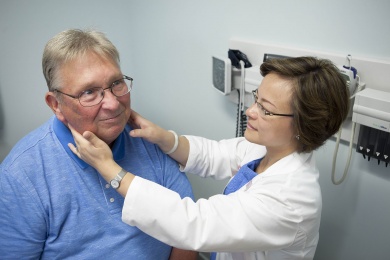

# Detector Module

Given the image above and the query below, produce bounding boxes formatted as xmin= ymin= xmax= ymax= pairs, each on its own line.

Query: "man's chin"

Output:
xmin=99 ymin=126 xmax=125 ymax=146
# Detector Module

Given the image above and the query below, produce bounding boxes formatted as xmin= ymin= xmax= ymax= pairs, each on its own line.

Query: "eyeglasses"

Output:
xmin=54 ymin=75 xmax=133 ymax=107
xmin=251 ymin=90 xmax=294 ymax=117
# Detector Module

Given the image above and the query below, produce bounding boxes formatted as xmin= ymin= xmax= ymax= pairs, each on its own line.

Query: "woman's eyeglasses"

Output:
xmin=252 ymin=90 xmax=294 ymax=117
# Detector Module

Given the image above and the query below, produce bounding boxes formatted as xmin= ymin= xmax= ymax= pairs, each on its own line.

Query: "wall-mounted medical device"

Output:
xmin=212 ymin=56 xmax=232 ymax=95
xmin=228 ymin=49 xmax=252 ymax=69
xmin=352 ymin=88 xmax=390 ymax=166
xmin=263 ymin=53 xmax=290 ymax=62
xmin=212 ymin=50 xmax=255 ymax=95
xmin=228 ymin=49 xmax=253 ymax=137
xmin=338 ymin=65 xmax=358 ymax=95
xmin=338 ymin=54 xmax=358 ymax=96
xmin=353 ymin=88 xmax=390 ymax=132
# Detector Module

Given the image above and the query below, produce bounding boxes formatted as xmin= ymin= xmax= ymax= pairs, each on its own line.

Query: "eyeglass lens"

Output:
xmin=252 ymin=90 xmax=263 ymax=113
xmin=251 ymin=89 xmax=293 ymax=117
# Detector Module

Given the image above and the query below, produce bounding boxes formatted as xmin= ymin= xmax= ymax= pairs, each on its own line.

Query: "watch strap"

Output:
xmin=115 ymin=168 xmax=127 ymax=181
xmin=110 ymin=168 xmax=127 ymax=189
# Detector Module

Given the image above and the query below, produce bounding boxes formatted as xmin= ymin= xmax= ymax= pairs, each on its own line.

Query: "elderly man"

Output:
xmin=0 ymin=29 xmax=197 ymax=259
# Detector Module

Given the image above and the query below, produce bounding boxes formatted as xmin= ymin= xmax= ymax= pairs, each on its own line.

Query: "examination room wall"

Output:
xmin=1 ymin=1 xmax=390 ymax=259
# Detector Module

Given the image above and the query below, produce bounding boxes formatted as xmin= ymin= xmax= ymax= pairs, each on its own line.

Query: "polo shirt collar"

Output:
xmin=53 ymin=117 xmax=125 ymax=169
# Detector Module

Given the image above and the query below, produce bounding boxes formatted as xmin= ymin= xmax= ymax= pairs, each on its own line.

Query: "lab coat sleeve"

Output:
xmin=181 ymin=136 xmax=265 ymax=180
xmin=122 ymin=176 xmax=299 ymax=252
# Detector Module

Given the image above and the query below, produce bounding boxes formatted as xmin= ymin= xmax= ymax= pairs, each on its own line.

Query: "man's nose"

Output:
xmin=101 ymin=88 xmax=120 ymax=108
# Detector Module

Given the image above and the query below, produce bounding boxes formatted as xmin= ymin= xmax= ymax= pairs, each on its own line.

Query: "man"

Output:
xmin=0 ymin=29 xmax=197 ymax=259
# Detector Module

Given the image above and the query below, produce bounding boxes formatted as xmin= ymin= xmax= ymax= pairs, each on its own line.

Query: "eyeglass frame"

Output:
xmin=251 ymin=89 xmax=294 ymax=117
xmin=53 ymin=75 xmax=133 ymax=107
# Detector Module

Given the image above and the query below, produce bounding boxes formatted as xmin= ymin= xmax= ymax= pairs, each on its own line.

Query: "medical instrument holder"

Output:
xmin=352 ymin=88 xmax=390 ymax=166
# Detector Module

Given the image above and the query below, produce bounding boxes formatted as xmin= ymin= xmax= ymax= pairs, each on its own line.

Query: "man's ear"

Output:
xmin=45 ymin=92 xmax=67 ymax=123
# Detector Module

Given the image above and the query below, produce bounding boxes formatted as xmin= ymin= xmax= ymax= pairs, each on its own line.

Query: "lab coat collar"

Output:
xmin=260 ymin=152 xmax=313 ymax=177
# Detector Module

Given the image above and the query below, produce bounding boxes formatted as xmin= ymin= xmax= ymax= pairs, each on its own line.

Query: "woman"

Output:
xmin=69 ymin=56 xmax=349 ymax=260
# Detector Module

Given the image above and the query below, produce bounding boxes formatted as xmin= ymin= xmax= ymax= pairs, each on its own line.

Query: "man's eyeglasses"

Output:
xmin=252 ymin=90 xmax=294 ymax=117
xmin=54 ymin=75 xmax=133 ymax=107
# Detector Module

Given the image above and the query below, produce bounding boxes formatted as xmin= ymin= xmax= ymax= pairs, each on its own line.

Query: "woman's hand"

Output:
xmin=128 ymin=110 xmax=175 ymax=153
xmin=68 ymin=125 xmax=134 ymax=196
xmin=128 ymin=110 xmax=190 ymax=167
xmin=68 ymin=125 xmax=115 ymax=173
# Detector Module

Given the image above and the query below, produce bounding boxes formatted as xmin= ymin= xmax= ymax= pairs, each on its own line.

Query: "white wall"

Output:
xmin=1 ymin=1 xmax=390 ymax=259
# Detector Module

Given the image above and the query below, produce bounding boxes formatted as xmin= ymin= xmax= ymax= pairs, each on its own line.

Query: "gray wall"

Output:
xmin=1 ymin=1 xmax=390 ymax=259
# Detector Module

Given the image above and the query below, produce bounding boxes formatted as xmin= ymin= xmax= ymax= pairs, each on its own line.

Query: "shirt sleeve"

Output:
xmin=181 ymin=136 xmax=265 ymax=180
xmin=0 ymin=168 xmax=46 ymax=258
xmin=122 ymin=176 xmax=299 ymax=252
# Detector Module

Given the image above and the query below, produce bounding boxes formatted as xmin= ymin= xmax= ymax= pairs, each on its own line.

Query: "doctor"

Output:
xmin=69 ymin=56 xmax=350 ymax=260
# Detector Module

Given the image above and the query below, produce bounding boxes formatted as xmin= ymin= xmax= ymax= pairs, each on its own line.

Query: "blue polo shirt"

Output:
xmin=0 ymin=116 xmax=194 ymax=259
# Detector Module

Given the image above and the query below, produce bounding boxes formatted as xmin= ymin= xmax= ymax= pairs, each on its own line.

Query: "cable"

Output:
xmin=235 ymin=89 xmax=240 ymax=137
xmin=240 ymin=60 xmax=245 ymax=109
xmin=235 ymin=61 xmax=247 ymax=137
xmin=331 ymin=81 xmax=366 ymax=185
xmin=239 ymin=61 xmax=247 ymax=136
xmin=331 ymin=122 xmax=356 ymax=185
xmin=240 ymin=110 xmax=247 ymax=136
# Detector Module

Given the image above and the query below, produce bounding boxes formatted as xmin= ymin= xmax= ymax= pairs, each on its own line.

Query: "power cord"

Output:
xmin=235 ymin=61 xmax=247 ymax=137
xmin=331 ymin=78 xmax=366 ymax=185
xmin=235 ymin=89 xmax=241 ymax=137
xmin=331 ymin=122 xmax=357 ymax=185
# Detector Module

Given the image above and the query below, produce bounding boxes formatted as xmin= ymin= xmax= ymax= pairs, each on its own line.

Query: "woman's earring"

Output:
xmin=295 ymin=135 xmax=300 ymax=140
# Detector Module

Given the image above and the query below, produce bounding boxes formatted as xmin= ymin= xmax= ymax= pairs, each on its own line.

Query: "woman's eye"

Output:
xmin=259 ymin=104 xmax=268 ymax=115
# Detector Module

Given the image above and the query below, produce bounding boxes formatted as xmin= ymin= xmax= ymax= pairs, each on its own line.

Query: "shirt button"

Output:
xmin=105 ymin=183 xmax=110 ymax=189
xmin=110 ymin=198 xmax=115 ymax=203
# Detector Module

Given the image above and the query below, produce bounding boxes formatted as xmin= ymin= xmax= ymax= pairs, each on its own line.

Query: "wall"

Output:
xmin=1 ymin=0 xmax=390 ymax=259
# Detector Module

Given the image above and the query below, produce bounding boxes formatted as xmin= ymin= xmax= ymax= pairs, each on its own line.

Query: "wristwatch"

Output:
xmin=110 ymin=168 xmax=127 ymax=189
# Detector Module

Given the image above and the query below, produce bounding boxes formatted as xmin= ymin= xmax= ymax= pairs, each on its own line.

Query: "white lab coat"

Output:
xmin=122 ymin=136 xmax=321 ymax=260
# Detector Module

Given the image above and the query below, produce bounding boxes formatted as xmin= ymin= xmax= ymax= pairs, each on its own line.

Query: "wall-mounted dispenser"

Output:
xmin=352 ymin=88 xmax=390 ymax=165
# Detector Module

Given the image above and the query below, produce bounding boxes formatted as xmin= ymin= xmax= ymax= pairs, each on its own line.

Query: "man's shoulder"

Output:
xmin=2 ymin=117 xmax=55 ymax=168
xmin=123 ymin=124 xmax=164 ymax=155
xmin=121 ymin=125 xmax=194 ymax=198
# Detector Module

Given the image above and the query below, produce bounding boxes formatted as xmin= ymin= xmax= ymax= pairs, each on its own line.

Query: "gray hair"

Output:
xmin=42 ymin=29 xmax=120 ymax=91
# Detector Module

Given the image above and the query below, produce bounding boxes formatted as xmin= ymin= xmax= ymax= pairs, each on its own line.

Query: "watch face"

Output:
xmin=110 ymin=179 xmax=120 ymax=189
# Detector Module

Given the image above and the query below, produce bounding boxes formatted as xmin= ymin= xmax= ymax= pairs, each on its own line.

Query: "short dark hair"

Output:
xmin=260 ymin=56 xmax=350 ymax=153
